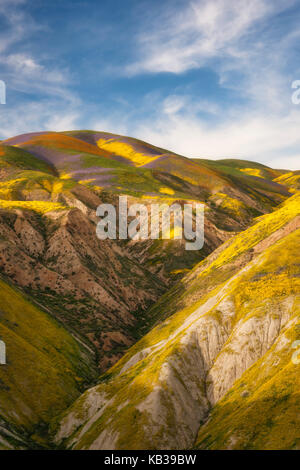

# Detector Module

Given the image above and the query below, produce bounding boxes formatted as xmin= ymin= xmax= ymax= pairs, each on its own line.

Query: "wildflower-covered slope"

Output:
xmin=0 ymin=278 xmax=97 ymax=449
xmin=0 ymin=131 xmax=291 ymax=372
xmin=0 ymin=130 xmax=298 ymax=449
xmin=54 ymin=194 xmax=300 ymax=450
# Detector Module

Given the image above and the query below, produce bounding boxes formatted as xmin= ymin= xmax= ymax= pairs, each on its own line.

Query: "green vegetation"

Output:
xmin=274 ymin=171 xmax=300 ymax=190
xmin=0 ymin=129 xmax=298 ymax=450
xmin=0 ymin=277 xmax=96 ymax=448
xmin=55 ymin=191 xmax=299 ymax=450
xmin=0 ymin=200 xmax=68 ymax=213
xmin=0 ymin=145 xmax=54 ymax=174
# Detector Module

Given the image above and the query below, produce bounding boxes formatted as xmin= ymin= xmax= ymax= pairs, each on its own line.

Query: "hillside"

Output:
xmin=0 ymin=277 xmax=97 ymax=449
xmin=0 ymin=130 xmax=298 ymax=449
xmin=54 ymin=194 xmax=300 ymax=450
xmin=0 ymin=132 xmax=291 ymax=371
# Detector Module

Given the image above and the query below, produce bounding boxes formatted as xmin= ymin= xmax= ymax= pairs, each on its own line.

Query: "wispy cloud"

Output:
xmin=122 ymin=0 xmax=300 ymax=169
xmin=0 ymin=100 xmax=80 ymax=138
xmin=126 ymin=0 xmax=291 ymax=75
xmin=0 ymin=0 xmax=72 ymax=97
xmin=0 ymin=0 xmax=36 ymax=53
xmin=123 ymin=0 xmax=300 ymax=116
xmin=0 ymin=0 xmax=81 ymax=135
xmin=135 ymin=102 xmax=300 ymax=169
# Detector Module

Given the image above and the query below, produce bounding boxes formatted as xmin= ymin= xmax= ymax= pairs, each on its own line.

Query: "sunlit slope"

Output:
xmin=138 ymin=192 xmax=300 ymax=326
xmin=0 ymin=143 xmax=78 ymax=203
xmin=0 ymin=277 xmax=96 ymax=449
xmin=54 ymin=193 xmax=300 ymax=450
xmin=2 ymin=132 xmax=180 ymax=196
xmin=274 ymin=170 xmax=300 ymax=190
xmin=3 ymin=132 xmax=113 ymax=161
xmin=192 ymin=158 xmax=290 ymax=207
xmin=69 ymin=132 xmax=291 ymax=207
xmin=65 ymin=131 xmax=242 ymax=197
xmin=204 ymin=158 xmax=285 ymax=179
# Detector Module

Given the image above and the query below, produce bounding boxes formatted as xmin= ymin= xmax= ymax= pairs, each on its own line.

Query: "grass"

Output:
xmin=0 ymin=200 xmax=68 ymax=214
xmin=274 ymin=171 xmax=300 ymax=190
xmin=201 ymin=192 xmax=300 ymax=272
xmin=0 ymin=145 xmax=54 ymax=174
xmin=0 ymin=277 xmax=96 ymax=445
xmin=55 ymin=192 xmax=300 ymax=449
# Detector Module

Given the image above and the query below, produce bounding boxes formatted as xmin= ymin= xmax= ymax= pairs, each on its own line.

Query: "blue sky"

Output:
xmin=0 ymin=0 xmax=300 ymax=169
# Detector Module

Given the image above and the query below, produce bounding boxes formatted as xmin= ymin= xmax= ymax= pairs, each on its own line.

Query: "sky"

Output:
xmin=0 ymin=0 xmax=300 ymax=169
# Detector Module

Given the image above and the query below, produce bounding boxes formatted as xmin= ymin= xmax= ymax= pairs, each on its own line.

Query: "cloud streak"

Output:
xmin=122 ymin=0 xmax=300 ymax=169
xmin=135 ymin=101 xmax=300 ymax=169
xmin=126 ymin=0 xmax=290 ymax=75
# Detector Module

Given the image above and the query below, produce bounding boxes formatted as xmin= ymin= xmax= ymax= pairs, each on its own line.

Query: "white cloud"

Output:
xmin=45 ymin=112 xmax=80 ymax=132
xmin=0 ymin=1 xmax=81 ymax=138
xmin=121 ymin=0 xmax=300 ymax=170
xmin=162 ymin=95 xmax=187 ymax=115
xmin=0 ymin=1 xmax=70 ymax=101
xmin=0 ymin=0 xmax=40 ymax=54
xmin=0 ymin=101 xmax=81 ymax=138
xmin=90 ymin=117 xmax=129 ymax=137
xmin=126 ymin=0 xmax=291 ymax=75
xmin=1 ymin=52 xmax=69 ymax=100
xmin=134 ymin=104 xmax=300 ymax=170
xmin=4 ymin=54 xmax=43 ymax=74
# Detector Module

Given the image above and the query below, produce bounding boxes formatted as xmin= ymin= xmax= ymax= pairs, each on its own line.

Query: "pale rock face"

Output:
xmin=206 ymin=301 xmax=291 ymax=405
xmin=89 ymin=430 xmax=119 ymax=450
xmin=55 ymin=387 xmax=107 ymax=444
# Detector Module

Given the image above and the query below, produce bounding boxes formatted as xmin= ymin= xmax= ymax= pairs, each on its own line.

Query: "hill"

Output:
xmin=0 ymin=130 xmax=298 ymax=449
xmin=54 ymin=193 xmax=300 ymax=450
xmin=0 ymin=277 xmax=97 ymax=449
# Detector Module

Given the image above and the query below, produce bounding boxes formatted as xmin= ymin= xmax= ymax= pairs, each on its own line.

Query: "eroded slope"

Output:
xmin=54 ymin=194 xmax=300 ymax=450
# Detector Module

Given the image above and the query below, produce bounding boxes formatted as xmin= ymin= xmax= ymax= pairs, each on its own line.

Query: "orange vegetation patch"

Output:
xmin=18 ymin=133 xmax=113 ymax=159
